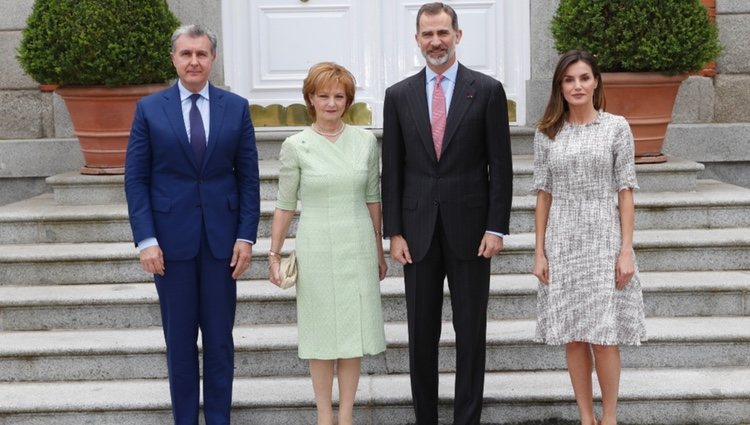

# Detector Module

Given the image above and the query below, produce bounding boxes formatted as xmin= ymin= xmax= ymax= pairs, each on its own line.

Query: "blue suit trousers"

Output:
xmin=155 ymin=226 xmax=237 ymax=425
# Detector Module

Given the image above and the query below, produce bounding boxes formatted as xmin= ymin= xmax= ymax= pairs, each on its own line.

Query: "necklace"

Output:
xmin=312 ymin=122 xmax=345 ymax=137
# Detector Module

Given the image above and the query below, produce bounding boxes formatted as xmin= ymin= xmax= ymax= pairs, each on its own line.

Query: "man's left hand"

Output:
xmin=477 ymin=233 xmax=504 ymax=258
xmin=231 ymin=241 xmax=253 ymax=279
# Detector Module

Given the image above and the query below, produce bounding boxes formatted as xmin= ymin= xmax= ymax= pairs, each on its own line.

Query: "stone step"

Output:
xmin=46 ymin=172 xmax=126 ymax=206
xmin=509 ymin=126 xmax=535 ymax=155
xmin=44 ymin=155 xmax=704 ymax=207
xmin=256 ymin=126 xmax=536 ymax=160
xmin=1 ymin=228 xmax=749 ymax=285
xmin=1 ymin=271 xmax=747 ymax=331
xmin=1 ymin=316 xmax=748 ymax=382
xmin=0 ymin=368 xmax=748 ymax=424
xmin=261 ymin=155 xmax=702 ymax=199
xmin=0 ymin=138 xmax=82 ymax=207
xmin=0 ymin=194 xmax=280 ymax=244
xmin=255 ymin=129 xmax=298 ymax=161
xmin=0 ymin=194 xmax=133 ymax=244
xmin=0 ymin=129 xmax=532 ymax=207
xmin=4 ymin=179 xmax=750 ymax=244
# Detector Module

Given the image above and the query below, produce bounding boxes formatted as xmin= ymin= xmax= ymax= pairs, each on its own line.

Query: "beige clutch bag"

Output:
xmin=279 ymin=250 xmax=298 ymax=290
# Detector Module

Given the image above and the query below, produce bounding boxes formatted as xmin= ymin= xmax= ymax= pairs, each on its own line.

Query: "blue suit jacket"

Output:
xmin=124 ymin=83 xmax=260 ymax=261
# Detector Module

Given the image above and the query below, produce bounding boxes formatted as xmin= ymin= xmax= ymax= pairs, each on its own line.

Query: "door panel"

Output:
xmin=223 ymin=0 xmax=529 ymax=126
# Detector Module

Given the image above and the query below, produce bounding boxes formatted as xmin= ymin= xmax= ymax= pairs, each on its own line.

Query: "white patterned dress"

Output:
xmin=533 ymin=112 xmax=647 ymax=346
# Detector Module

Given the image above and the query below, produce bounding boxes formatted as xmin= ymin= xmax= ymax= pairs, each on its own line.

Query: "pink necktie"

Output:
xmin=431 ymin=74 xmax=446 ymax=160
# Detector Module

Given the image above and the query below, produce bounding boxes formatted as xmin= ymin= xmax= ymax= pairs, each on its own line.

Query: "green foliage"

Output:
xmin=551 ymin=0 xmax=721 ymax=74
xmin=18 ymin=0 xmax=180 ymax=86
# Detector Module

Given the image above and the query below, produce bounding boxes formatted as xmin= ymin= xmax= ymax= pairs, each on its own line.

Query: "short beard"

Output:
xmin=422 ymin=47 xmax=454 ymax=68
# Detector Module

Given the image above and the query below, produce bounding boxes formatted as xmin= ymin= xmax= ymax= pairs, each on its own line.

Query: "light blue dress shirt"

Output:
xmin=178 ymin=80 xmax=210 ymax=144
xmin=425 ymin=61 xmax=458 ymax=117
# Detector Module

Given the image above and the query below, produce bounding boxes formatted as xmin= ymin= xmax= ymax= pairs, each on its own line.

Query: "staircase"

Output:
xmin=1 ymin=128 xmax=749 ymax=425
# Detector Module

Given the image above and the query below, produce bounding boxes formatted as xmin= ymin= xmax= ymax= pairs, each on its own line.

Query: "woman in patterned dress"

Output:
xmin=532 ymin=50 xmax=647 ymax=425
xmin=268 ymin=62 xmax=387 ymax=425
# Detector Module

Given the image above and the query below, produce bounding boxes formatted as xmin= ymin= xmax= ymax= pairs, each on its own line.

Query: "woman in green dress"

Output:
xmin=268 ymin=62 xmax=387 ymax=425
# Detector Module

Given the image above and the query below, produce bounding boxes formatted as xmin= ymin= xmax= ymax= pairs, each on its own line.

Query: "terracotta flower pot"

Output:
xmin=38 ymin=84 xmax=60 ymax=92
xmin=602 ymin=73 xmax=687 ymax=164
xmin=55 ymin=84 xmax=167 ymax=175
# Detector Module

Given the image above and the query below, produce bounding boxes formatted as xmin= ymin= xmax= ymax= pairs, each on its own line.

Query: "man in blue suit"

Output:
xmin=124 ymin=24 xmax=260 ymax=425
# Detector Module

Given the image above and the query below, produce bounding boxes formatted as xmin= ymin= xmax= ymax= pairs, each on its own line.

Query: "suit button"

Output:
xmin=433 ymin=200 xmax=439 ymax=206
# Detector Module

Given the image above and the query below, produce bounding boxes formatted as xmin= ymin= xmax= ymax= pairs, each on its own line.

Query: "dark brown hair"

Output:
xmin=416 ymin=2 xmax=459 ymax=32
xmin=537 ymin=49 xmax=606 ymax=140
xmin=302 ymin=62 xmax=356 ymax=121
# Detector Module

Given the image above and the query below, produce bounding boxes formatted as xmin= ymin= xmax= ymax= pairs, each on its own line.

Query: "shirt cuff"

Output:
xmin=237 ymin=238 xmax=255 ymax=245
xmin=137 ymin=237 xmax=159 ymax=252
xmin=485 ymin=230 xmax=504 ymax=238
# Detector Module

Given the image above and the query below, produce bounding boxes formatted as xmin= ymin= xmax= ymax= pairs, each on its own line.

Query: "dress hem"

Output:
xmin=533 ymin=336 xmax=647 ymax=347
xmin=298 ymin=346 xmax=386 ymax=361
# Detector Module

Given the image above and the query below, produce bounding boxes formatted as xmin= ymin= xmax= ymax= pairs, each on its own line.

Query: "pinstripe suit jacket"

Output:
xmin=381 ymin=63 xmax=513 ymax=261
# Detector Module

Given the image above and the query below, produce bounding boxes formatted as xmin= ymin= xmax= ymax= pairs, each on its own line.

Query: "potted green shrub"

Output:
xmin=551 ymin=0 xmax=721 ymax=163
xmin=17 ymin=0 xmax=180 ymax=174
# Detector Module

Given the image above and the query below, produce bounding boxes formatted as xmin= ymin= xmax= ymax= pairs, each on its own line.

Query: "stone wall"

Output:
xmin=0 ymin=1 xmax=222 ymax=205
xmin=165 ymin=0 xmax=224 ymax=86
xmin=525 ymin=0 xmax=560 ymax=126
xmin=714 ymin=0 xmax=750 ymax=122
xmin=0 ymin=0 xmax=55 ymax=140
xmin=664 ymin=0 xmax=750 ymax=187
xmin=0 ymin=0 xmax=222 ymax=140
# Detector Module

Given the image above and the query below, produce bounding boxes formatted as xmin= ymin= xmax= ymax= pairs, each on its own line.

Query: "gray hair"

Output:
xmin=171 ymin=24 xmax=218 ymax=54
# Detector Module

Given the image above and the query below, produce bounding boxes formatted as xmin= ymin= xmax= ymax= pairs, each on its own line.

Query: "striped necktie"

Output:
xmin=431 ymin=74 xmax=446 ymax=160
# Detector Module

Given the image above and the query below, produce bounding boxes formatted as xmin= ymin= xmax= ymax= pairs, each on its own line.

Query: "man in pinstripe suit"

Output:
xmin=381 ymin=3 xmax=513 ymax=424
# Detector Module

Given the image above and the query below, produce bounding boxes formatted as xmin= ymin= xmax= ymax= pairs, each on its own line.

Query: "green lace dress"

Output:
xmin=276 ymin=125 xmax=386 ymax=359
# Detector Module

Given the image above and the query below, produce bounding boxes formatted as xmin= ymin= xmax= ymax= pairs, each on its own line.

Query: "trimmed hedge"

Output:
xmin=18 ymin=0 xmax=180 ymax=86
xmin=552 ymin=0 xmax=721 ymax=74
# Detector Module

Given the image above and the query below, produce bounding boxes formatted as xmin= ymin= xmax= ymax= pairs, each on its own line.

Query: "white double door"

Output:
xmin=223 ymin=0 xmax=530 ymax=126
